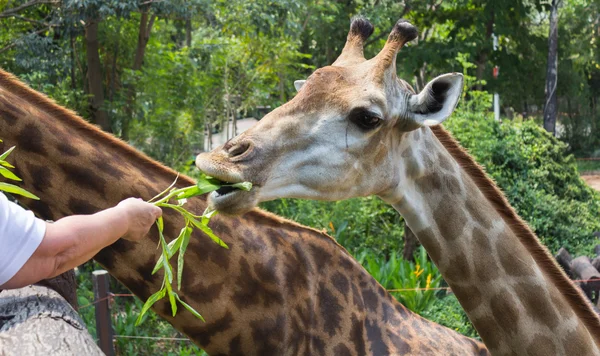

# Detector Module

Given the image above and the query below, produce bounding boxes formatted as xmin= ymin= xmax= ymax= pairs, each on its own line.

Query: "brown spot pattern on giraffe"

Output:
xmin=233 ymin=258 xmax=284 ymax=308
xmin=60 ymin=163 xmax=107 ymax=195
xmin=331 ymin=271 xmax=350 ymax=301
xmin=365 ymin=318 xmax=389 ymax=355
xmin=67 ymin=197 xmax=100 ymax=215
xmin=525 ymin=335 xmax=557 ymax=356
xmin=514 ymin=282 xmax=560 ymax=329
xmin=26 ymin=199 xmax=55 ymax=220
xmin=17 ymin=123 xmax=45 ymax=154
xmin=0 ymin=102 xmax=22 ymax=124
xmin=472 ymin=226 xmax=501 ymax=280
xmin=318 ymin=282 xmax=344 ymax=336
xmin=452 ymin=285 xmax=482 ymax=314
xmin=497 ymin=236 xmax=535 ymax=277
xmin=57 ymin=142 xmax=80 ymax=156
xmin=442 ymin=250 xmax=472 ymax=282
xmin=417 ymin=227 xmax=441 ymax=262
xmin=350 ymin=315 xmax=367 ymax=356
xmin=473 ymin=316 xmax=502 ymax=350
xmin=490 ymin=289 xmax=521 ymax=334
xmin=465 ymin=198 xmax=493 ymax=230
xmin=434 ymin=194 xmax=468 ymax=241
xmin=333 ymin=343 xmax=352 ymax=356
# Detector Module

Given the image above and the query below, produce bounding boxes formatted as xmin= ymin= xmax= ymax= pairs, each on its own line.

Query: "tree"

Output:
xmin=543 ymin=0 xmax=561 ymax=135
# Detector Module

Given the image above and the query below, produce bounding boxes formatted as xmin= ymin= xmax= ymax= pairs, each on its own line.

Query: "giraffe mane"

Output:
xmin=431 ymin=124 xmax=600 ymax=345
xmin=0 ymin=69 xmax=336 ymax=241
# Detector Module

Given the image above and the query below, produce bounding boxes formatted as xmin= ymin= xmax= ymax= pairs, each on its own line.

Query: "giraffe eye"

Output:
xmin=349 ymin=109 xmax=382 ymax=130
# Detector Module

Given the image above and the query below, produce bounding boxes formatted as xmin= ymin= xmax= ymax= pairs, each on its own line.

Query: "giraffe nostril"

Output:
xmin=228 ymin=141 xmax=251 ymax=158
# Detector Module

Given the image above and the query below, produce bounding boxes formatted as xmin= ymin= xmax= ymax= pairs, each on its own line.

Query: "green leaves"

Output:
xmin=0 ymin=144 xmax=40 ymax=200
xmin=0 ymin=183 xmax=40 ymax=200
xmin=135 ymin=174 xmax=251 ymax=325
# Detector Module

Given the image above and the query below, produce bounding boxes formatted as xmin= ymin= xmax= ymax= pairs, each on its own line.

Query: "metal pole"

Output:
xmin=492 ymin=33 xmax=500 ymax=121
xmin=93 ymin=270 xmax=115 ymax=356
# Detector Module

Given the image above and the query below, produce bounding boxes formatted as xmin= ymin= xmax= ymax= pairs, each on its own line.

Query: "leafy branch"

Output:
xmin=0 ymin=140 xmax=40 ymax=200
xmin=135 ymin=174 xmax=251 ymax=325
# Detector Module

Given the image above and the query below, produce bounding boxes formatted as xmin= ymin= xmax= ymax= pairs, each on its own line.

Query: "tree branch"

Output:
xmin=365 ymin=3 xmax=411 ymax=48
xmin=0 ymin=0 xmax=58 ymax=18
xmin=0 ymin=25 xmax=52 ymax=54
xmin=2 ymin=14 xmax=52 ymax=27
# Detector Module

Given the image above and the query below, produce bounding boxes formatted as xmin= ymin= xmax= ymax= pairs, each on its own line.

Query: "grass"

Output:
xmin=577 ymin=159 xmax=600 ymax=174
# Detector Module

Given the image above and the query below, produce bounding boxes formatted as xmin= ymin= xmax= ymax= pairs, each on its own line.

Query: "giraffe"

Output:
xmin=196 ymin=17 xmax=600 ymax=355
xmin=0 ymin=69 xmax=489 ymax=355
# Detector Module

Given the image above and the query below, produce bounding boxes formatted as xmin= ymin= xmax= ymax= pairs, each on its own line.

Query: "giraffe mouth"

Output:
xmin=214 ymin=185 xmax=240 ymax=196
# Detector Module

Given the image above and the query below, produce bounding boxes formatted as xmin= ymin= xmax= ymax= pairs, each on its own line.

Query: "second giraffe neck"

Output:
xmin=389 ymin=127 xmax=600 ymax=356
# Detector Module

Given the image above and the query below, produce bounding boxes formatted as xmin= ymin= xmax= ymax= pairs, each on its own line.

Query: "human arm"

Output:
xmin=0 ymin=198 xmax=161 ymax=290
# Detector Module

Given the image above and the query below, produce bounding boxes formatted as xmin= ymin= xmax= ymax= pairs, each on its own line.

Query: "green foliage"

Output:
xmin=137 ymin=175 xmax=252 ymax=325
xmin=76 ymin=262 xmax=208 ymax=355
xmin=0 ymin=141 xmax=39 ymax=200
xmin=357 ymin=247 xmax=443 ymax=314
xmin=446 ymin=112 xmax=600 ymax=254
xmin=261 ymin=196 xmax=405 ymax=257
xmin=423 ymin=294 xmax=479 ymax=340
xmin=577 ymin=160 xmax=600 ymax=174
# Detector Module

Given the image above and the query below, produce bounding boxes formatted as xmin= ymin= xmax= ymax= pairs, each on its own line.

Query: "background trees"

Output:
xmin=1 ymin=0 xmax=599 ymax=163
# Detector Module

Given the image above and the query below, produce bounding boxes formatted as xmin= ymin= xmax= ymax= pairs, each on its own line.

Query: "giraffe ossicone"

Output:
xmin=197 ymin=17 xmax=600 ymax=355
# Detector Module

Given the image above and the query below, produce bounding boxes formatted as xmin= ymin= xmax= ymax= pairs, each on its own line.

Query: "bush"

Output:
xmin=357 ymin=247 xmax=443 ymax=314
xmin=261 ymin=196 xmax=405 ymax=257
xmin=423 ymin=294 xmax=479 ymax=340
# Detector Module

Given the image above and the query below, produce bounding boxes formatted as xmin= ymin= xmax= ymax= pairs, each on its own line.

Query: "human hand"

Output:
xmin=117 ymin=198 xmax=162 ymax=241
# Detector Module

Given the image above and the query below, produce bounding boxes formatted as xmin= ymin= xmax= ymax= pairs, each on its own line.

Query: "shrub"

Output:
xmin=261 ymin=196 xmax=405 ymax=257
xmin=422 ymin=294 xmax=479 ymax=340
xmin=357 ymin=247 xmax=443 ymax=314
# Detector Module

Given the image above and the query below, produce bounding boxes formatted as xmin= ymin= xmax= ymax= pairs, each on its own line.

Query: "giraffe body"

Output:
xmin=0 ymin=69 xmax=488 ymax=355
xmin=196 ymin=17 xmax=600 ymax=355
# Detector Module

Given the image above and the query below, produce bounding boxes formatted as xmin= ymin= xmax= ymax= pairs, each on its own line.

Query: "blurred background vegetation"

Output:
xmin=1 ymin=0 xmax=599 ymax=354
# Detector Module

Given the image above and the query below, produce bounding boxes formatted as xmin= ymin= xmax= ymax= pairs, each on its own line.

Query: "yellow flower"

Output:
xmin=426 ymin=273 xmax=432 ymax=290
xmin=329 ymin=221 xmax=335 ymax=233
xmin=414 ymin=263 xmax=424 ymax=278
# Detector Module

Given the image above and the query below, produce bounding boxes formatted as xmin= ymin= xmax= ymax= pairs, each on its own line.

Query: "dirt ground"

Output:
xmin=581 ymin=175 xmax=600 ymax=192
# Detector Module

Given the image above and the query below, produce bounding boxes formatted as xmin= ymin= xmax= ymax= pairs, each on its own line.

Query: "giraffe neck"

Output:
xmin=389 ymin=126 xmax=600 ymax=355
xmin=0 ymin=71 xmax=489 ymax=355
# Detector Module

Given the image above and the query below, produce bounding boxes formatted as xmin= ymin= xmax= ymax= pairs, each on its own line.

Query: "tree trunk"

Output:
xmin=571 ymin=256 xmax=600 ymax=303
xmin=123 ymin=11 xmax=156 ymax=141
xmin=70 ymin=33 xmax=76 ymax=90
xmin=474 ymin=11 xmax=495 ymax=91
xmin=85 ymin=19 xmax=111 ymax=132
xmin=185 ymin=18 xmax=192 ymax=47
xmin=403 ymin=221 xmax=420 ymax=261
xmin=543 ymin=0 xmax=560 ymax=135
xmin=0 ymin=285 xmax=103 ymax=356
xmin=593 ymin=256 xmax=600 ymax=273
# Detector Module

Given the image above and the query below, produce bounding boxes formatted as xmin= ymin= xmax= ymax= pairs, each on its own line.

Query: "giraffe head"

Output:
xmin=196 ymin=18 xmax=463 ymax=214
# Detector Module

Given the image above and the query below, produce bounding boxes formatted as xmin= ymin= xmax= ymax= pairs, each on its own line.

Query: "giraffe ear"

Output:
xmin=294 ymin=80 xmax=306 ymax=92
xmin=406 ymin=73 xmax=463 ymax=127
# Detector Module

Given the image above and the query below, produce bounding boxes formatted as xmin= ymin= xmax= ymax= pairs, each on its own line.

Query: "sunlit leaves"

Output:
xmin=136 ymin=174 xmax=251 ymax=325
xmin=0 ymin=144 xmax=40 ymax=200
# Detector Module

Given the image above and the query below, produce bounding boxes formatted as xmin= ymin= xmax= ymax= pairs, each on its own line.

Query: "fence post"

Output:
xmin=92 ymin=270 xmax=115 ymax=356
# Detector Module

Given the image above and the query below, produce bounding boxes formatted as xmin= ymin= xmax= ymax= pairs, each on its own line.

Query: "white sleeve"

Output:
xmin=0 ymin=193 xmax=47 ymax=285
